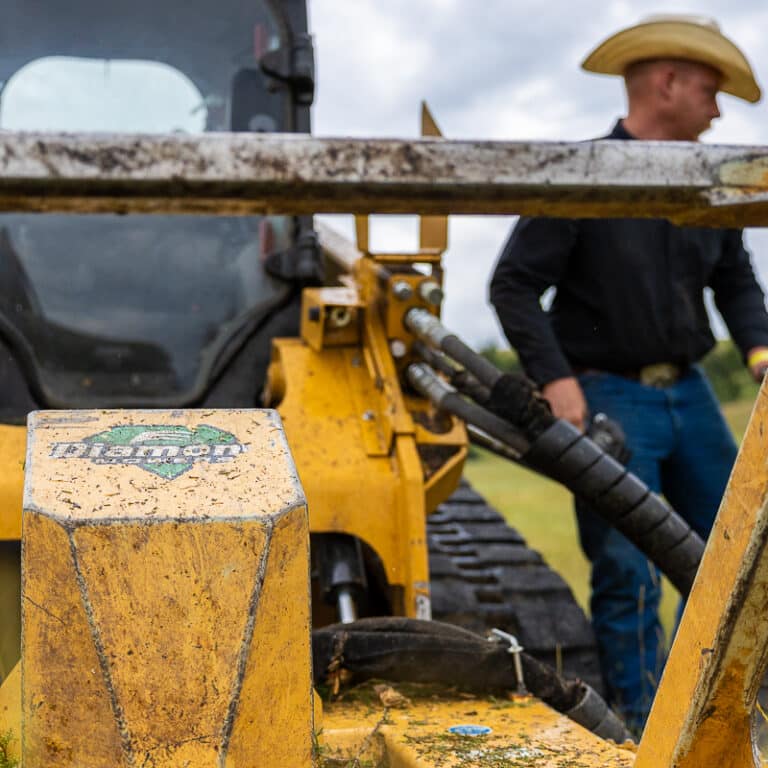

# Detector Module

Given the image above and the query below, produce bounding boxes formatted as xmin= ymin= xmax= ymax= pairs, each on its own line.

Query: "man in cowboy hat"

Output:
xmin=490 ymin=15 xmax=768 ymax=732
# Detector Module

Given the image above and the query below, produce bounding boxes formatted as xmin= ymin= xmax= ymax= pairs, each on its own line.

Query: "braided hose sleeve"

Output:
xmin=525 ymin=420 xmax=704 ymax=595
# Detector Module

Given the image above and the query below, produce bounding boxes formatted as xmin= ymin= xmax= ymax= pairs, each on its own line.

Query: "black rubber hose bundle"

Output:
xmin=413 ymin=341 xmax=492 ymax=404
xmin=480 ymin=374 xmax=704 ymax=596
xmin=312 ymin=617 xmax=631 ymax=744
xmin=483 ymin=369 xmax=556 ymax=439
xmin=523 ymin=420 xmax=703 ymax=596
xmin=407 ymin=363 xmax=530 ymax=457
xmin=407 ymin=315 xmax=706 ymax=595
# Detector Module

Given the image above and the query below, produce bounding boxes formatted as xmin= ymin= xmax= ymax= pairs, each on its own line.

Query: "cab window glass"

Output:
xmin=0 ymin=57 xmax=206 ymax=133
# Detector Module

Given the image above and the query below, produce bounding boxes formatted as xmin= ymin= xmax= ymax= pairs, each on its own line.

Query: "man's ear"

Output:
xmin=657 ymin=66 xmax=676 ymax=102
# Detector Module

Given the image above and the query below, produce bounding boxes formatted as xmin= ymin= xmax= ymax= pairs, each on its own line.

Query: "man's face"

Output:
xmin=668 ymin=61 xmax=722 ymax=140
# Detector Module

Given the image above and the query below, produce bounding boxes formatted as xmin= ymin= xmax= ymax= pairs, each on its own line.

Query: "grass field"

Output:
xmin=463 ymin=397 xmax=756 ymax=641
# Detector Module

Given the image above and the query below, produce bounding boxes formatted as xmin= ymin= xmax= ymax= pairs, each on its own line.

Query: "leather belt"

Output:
xmin=575 ymin=363 xmax=685 ymax=388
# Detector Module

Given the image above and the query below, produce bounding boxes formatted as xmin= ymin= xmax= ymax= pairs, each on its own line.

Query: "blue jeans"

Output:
xmin=575 ymin=366 xmax=737 ymax=734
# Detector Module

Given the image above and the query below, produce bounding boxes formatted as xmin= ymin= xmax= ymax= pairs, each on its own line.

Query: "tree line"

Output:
xmin=480 ymin=340 xmax=759 ymax=404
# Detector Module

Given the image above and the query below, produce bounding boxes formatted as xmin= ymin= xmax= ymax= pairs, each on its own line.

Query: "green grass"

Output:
xmin=463 ymin=398 xmax=755 ymax=643
xmin=0 ymin=730 xmax=18 ymax=768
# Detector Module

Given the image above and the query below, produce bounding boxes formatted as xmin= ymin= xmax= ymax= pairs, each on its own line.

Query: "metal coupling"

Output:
xmin=490 ymin=628 xmax=527 ymax=694
xmin=336 ymin=587 xmax=357 ymax=624
xmin=392 ymin=280 xmax=414 ymax=301
xmin=406 ymin=362 xmax=455 ymax=404
xmin=467 ymin=424 xmax=524 ymax=461
xmin=419 ymin=280 xmax=444 ymax=306
xmin=404 ymin=307 xmax=450 ymax=346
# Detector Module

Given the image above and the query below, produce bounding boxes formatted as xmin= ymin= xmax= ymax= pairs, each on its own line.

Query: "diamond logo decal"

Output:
xmin=49 ymin=424 xmax=247 ymax=479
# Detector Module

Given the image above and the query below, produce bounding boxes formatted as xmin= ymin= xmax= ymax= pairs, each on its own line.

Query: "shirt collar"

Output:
xmin=609 ymin=120 xmax=636 ymax=140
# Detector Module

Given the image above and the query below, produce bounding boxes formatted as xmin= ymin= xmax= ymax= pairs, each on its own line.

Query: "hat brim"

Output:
xmin=582 ymin=20 xmax=761 ymax=103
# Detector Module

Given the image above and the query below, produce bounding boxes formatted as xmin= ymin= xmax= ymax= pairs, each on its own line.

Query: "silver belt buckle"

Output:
xmin=639 ymin=363 xmax=680 ymax=388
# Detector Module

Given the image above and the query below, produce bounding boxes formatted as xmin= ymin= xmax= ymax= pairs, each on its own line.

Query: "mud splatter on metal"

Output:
xmin=0 ymin=132 xmax=767 ymax=224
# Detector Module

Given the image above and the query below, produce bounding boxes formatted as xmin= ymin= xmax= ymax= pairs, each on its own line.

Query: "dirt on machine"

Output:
xmin=0 ymin=1 xmax=766 ymax=767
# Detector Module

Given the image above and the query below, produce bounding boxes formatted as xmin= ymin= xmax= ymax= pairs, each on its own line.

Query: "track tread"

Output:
xmin=429 ymin=480 xmax=603 ymax=693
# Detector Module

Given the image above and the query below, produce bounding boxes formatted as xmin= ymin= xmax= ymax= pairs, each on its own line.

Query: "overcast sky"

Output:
xmin=309 ymin=1 xmax=768 ymax=347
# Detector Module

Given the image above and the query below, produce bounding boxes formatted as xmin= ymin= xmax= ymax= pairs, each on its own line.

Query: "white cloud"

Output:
xmin=442 ymin=216 xmax=513 ymax=347
xmin=310 ymin=0 xmax=433 ymax=136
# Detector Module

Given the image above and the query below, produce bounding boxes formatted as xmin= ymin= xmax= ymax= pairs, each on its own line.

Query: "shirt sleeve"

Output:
xmin=710 ymin=229 xmax=768 ymax=358
xmin=489 ymin=216 xmax=578 ymax=386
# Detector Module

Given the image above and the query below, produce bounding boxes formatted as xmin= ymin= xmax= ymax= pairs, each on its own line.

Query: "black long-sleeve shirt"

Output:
xmin=489 ymin=121 xmax=768 ymax=386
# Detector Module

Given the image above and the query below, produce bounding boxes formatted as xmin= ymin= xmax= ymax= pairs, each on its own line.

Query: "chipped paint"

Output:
xmin=637 ymin=382 xmax=768 ymax=767
xmin=24 ymin=410 xmax=302 ymax=523
xmin=318 ymin=683 xmax=635 ymax=767
xmin=718 ymin=156 xmax=768 ymax=188
xmin=21 ymin=409 xmax=313 ymax=768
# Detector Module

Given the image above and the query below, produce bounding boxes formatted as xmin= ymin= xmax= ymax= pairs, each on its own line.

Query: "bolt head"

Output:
xmin=390 ymin=339 xmax=408 ymax=358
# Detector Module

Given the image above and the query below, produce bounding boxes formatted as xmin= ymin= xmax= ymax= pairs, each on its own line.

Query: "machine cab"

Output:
xmin=0 ymin=0 xmax=315 ymax=419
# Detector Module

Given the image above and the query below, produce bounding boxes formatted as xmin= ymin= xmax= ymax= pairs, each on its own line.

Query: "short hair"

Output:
xmin=624 ymin=58 xmax=722 ymax=85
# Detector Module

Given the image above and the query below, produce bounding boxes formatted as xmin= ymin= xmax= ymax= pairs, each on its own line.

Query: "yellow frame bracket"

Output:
xmin=637 ymin=379 xmax=768 ymax=767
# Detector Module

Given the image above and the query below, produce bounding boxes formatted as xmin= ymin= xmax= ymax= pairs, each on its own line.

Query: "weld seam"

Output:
xmin=218 ymin=519 xmax=275 ymax=765
xmin=69 ymin=529 xmax=136 ymax=766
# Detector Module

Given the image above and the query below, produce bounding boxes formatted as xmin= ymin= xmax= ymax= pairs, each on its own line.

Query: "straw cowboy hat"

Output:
xmin=581 ymin=14 xmax=761 ymax=103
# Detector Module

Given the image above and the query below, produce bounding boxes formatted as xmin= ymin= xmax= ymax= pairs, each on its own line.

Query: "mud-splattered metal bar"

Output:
xmin=0 ymin=132 xmax=767 ymax=224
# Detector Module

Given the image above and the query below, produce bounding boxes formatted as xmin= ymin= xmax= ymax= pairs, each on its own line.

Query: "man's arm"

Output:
xmin=710 ymin=231 xmax=768 ymax=382
xmin=489 ymin=217 xmax=587 ymax=428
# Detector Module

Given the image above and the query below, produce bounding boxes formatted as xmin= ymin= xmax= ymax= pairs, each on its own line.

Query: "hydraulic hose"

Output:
xmin=408 ymin=310 xmax=553 ymax=436
xmin=407 ymin=354 xmax=705 ymax=596
xmin=413 ymin=340 xmax=492 ymax=403
xmin=406 ymin=308 xmax=503 ymax=388
xmin=524 ymin=420 xmax=703 ymax=595
xmin=312 ymin=617 xmax=631 ymax=744
xmin=407 ymin=363 xmax=529 ymax=458
xmin=467 ymin=424 xmax=526 ymax=463
xmin=445 ymin=385 xmax=686 ymax=583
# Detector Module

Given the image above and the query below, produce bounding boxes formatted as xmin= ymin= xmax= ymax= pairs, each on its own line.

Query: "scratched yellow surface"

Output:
xmin=637 ymin=385 xmax=768 ymax=767
xmin=0 ymin=423 xmax=24 ymax=539
xmin=25 ymin=409 xmax=303 ymax=522
xmin=319 ymin=685 xmax=636 ymax=767
xmin=19 ymin=409 xmax=312 ymax=767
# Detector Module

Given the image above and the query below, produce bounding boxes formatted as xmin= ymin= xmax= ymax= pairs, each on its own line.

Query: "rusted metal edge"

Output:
xmin=1 ymin=132 xmax=768 ymax=224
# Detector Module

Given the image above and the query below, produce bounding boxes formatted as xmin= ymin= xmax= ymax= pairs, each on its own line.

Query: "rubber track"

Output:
xmin=428 ymin=480 xmax=604 ymax=694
